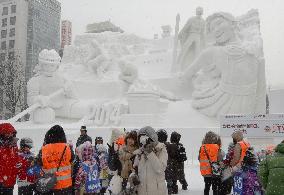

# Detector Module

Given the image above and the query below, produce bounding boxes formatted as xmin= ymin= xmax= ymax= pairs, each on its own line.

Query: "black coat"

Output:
xmin=165 ymin=132 xmax=186 ymax=181
xmin=76 ymin=134 xmax=92 ymax=148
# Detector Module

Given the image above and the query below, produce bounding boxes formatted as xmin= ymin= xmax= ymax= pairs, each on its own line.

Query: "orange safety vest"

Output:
xmin=238 ymin=140 xmax=250 ymax=163
xmin=199 ymin=144 xmax=220 ymax=176
xmin=42 ymin=143 xmax=72 ymax=189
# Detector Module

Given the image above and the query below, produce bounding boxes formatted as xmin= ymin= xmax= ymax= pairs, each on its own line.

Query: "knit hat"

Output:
xmin=20 ymin=137 xmax=33 ymax=149
xmin=0 ymin=123 xmax=16 ymax=136
xmin=80 ymin=126 xmax=87 ymax=131
xmin=44 ymin=125 xmax=66 ymax=144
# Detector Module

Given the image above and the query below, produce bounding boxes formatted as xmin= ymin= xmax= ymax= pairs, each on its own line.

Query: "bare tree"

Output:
xmin=0 ymin=52 xmax=26 ymax=119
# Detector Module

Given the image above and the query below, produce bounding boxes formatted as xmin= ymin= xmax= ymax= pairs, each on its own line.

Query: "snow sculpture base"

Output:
xmin=32 ymin=107 xmax=55 ymax=124
xmin=127 ymin=93 xmax=168 ymax=114
xmin=120 ymin=113 xmax=165 ymax=127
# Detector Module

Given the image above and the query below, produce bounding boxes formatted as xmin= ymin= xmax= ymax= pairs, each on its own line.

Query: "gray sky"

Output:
xmin=58 ymin=0 xmax=284 ymax=78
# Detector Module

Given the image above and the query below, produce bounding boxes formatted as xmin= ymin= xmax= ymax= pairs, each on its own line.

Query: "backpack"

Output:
xmin=177 ymin=144 xmax=187 ymax=162
xmin=82 ymin=162 xmax=101 ymax=193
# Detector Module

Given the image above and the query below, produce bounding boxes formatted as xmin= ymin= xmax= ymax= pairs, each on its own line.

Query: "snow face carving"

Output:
xmin=181 ymin=11 xmax=266 ymax=117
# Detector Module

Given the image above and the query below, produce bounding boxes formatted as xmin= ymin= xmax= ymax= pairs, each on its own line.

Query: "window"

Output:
xmin=2 ymin=7 xmax=8 ymax=16
xmin=8 ymin=51 xmax=14 ymax=59
xmin=0 ymin=53 xmax=5 ymax=61
xmin=1 ymin=30 xmax=7 ymax=38
xmin=1 ymin=41 xmax=6 ymax=50
xmin=11 ymin=5 xmax=16 ymax=14
xmin=2 ymin=18 xmax=7 ymax=27
xmin=9 ymin=28 xmax=15 ymax=37
xmin=10 ymin=16 xmax=16 ymax=25
xmin=9 ymin=40 xmax=14 ymax=49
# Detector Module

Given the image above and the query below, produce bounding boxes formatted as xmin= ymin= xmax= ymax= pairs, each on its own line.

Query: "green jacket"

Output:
xmin=258 ymin=143 xmax=284 ymax=195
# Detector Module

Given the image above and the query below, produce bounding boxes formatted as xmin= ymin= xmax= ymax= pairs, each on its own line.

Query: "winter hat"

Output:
xmin=170 ymin=131 xmax=181 ymax=144
xmin=95 ymin=137 xmax=103 ymax=144
xmin=231 ymin=130 xmax=244 ymax=142
xmin=138 ymin=126 xmax=158 ymax=143
xmin=20 ymin=137 xmax=33 ymax=149
xmin=80 ymin=126 xmax=87 ymax=131
xmin=0 ymin=123 xmax=16 ymax=136
xmin=81 ymin=141 xmax=95 ymax=162
xmin=157 ymin=129 xmax=168 ymax=143
xmin=44 ymin=125 xmax=66 ymax=144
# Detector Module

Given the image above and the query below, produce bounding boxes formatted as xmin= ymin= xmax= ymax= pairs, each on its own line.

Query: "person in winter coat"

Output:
xmin=75 ymin=141 xmax=101 ymax=195
xmin=96 ymin=143 xmax=109 ymax=195
xmin=198 ymin=131 xmax=222 ymax=195
xmin=134 ymin=126 xmax=168 ymax=195
xmin=119 ymin=130 xmax=139 ymax=191
xmin=0 ymin=123 xmax=19 ymax=195
xmin=166 ymin=131 xmax=188 ymax=194
xmin=258 ymin=141 xmax=284 ymax=195
xmin=17 ymin=137 xmax=37 ymax=195
xmin=76 ymin=126 xmax=92 ymax=148
xmin=230 ymin=130 xmax=250 ymax=168
xmin=219 ymin=142 xmax=235 ymax=195
xmin=36 ymin=125 xmax=74 ymax=195
xmin=233 ymin=147 xmax=263 ymax=195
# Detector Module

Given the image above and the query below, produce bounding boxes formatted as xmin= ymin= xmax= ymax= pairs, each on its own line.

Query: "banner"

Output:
xmin=220 ymin=114 xmax=284 ymax=137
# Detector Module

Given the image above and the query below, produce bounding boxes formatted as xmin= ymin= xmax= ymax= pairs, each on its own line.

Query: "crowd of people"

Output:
xmin=0 ymin=123 xmax=283 ymax=195
xmin=199 ymin=130 xmax=284 ymax=195
xmin=0 ymin=124 xmax=188 ymax=195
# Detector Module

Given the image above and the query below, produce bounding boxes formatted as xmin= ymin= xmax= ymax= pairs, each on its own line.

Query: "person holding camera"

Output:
xmin=134 ymin=126 xmax=168 ymax=195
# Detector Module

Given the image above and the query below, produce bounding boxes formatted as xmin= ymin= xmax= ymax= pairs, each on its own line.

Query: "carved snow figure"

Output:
xmin=181 ymin=12 xmax=266 ymax=117
xmin=27 ymin=49 xmax=126 ymax=125
xmin=84 ymin=40 xmax=110 ymax=77
xmin=119 ymin=60 xmax=178 ymax=101
xmin=177 ymin=7 xmax=206 ymax=71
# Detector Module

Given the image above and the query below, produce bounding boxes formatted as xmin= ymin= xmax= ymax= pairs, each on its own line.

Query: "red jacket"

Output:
xmin=17 ymin=150 xmax=37 ymax=186
xmin=0 ymin=145 xmax=19 ymax=188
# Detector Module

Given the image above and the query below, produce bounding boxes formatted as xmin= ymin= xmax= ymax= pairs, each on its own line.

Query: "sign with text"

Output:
xmin=220 ymin=114 xmax=284 ymax=137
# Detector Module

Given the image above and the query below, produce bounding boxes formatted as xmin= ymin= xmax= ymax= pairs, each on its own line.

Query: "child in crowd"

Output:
xmin=17 ymin=137 xmax=37 ymax=195
xmin=233 ymin=147 xmax=264 ymax=195
xmin=75 ymin=141 xmax=101 ymax=195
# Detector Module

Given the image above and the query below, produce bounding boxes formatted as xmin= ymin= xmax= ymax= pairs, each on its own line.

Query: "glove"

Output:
xmin=144 ymin=142 xmax=156 ymax=154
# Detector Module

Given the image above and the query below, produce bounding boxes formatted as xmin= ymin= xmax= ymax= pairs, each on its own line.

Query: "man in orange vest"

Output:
xmin=230 ymin=130 xmax=250 ymax=169
xmin=37 ymin=125 xmax=74 ymax=194
xmin=198 ymin=131 xmax=222 ymax=195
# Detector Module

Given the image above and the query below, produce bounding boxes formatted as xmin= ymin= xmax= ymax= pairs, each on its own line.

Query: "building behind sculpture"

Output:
xmin=61 ymin=20 xmax=72 ymax=49
xmin=0 ymin=0 xmax=61 ymax=119
xmin=86 ymin=21 xmax=124 ymax=33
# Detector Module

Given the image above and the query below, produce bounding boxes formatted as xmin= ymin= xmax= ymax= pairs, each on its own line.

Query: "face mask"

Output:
xmin=139 ymin=135 xmax=149 ymax=147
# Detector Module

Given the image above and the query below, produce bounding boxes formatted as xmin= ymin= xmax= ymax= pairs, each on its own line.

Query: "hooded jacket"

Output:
xmin=0 ymin=123 xmax=19 ymax=188
xmin=258 ymin=143 xmax=284 ymax=195
xmin=136 ymin=126 xmax=168 ymax=195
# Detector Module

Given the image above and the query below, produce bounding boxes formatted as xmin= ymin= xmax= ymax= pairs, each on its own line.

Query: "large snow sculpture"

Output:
xmin=27 ymin=49 xmax=126 ymax=125
xmin=177 ymin=7 xmax=206 ymax=71
xmin=180 ymin=11 xmax=266 ymax=117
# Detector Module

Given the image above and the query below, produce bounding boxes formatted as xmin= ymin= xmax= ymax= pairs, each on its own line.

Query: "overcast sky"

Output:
xmin=58 ymin=0 xmax=284 ymax=79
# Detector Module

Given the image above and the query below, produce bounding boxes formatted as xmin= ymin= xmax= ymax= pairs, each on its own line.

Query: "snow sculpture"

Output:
xmin=177 ymin=7 xmax=206 ymax=71
xmin=180 ymin=11 xmax=266 ymax=117
xmin=27 ymin=49 xmax=126 ymax=125
xmin=118 ymin=60 xmax=178 ymax=115
xmin=83 ymin=40 xmax=110 ymax=77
